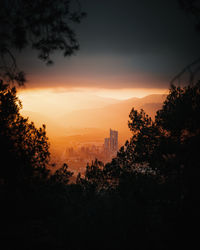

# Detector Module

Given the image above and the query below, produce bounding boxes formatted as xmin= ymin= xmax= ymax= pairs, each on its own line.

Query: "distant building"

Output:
xmin=104 ymin=138 xmax=110 ymax=152
xmin=104 ymin=129 xmax=118 ymax=154
xmin=110 ymin=129 xmax=118 ymax=152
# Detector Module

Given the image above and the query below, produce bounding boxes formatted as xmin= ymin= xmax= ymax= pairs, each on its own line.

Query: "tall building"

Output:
xmin=110 ymin=129 xmax=118 ymax=152
xmin=104 ymin=138 xmax=110 ymax=151
xmin=103 ymin=129 xmax=118 ymax=153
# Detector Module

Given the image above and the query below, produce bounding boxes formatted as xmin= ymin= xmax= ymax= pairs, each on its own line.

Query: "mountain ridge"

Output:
xmin=21 ymin=93 xmax=167 ymax=146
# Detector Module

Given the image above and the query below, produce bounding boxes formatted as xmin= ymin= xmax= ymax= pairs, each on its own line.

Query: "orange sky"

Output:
xmin=18 ymin=86 xmax=167 ymax=117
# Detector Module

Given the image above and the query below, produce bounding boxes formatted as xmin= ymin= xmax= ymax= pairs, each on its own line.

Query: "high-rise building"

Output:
xmin=110 ymin=129 xmax=118 ymax=152
xmin=103 ymin=129 xmax=118 ymax=153
xmin=104 ymin=138 xmax=110 ymax=152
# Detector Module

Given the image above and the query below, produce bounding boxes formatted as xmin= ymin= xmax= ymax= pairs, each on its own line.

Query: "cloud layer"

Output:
xmin=16 ymin=0 xmax=200 ymax=90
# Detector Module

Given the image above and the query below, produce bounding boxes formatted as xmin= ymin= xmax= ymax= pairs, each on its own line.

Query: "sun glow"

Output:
xmin=17 ymin=86 xmax=167 ymax=126
xmin=18 ymin=87 xmax=167 ymax=115
xmin=17 ymin=87 xmax=121 ymax=117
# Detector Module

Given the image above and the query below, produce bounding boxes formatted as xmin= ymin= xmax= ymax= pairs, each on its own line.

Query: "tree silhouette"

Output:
xmin=156 ymin=82 xmax=200 ymax=138
xmin=0 ymin=0 xmax=86 ymax=85
xmin=0 ymin=80 xmax=50 ymax=185
xmin=76 ymin=159 xmax=110 ymax=194
xmin=51 ymin=163 xmax=73 ymax=185
xmin=155 ymin=81 xmax=200 ymax=202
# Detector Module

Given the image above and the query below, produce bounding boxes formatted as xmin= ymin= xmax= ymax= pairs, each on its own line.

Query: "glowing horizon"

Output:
xmin=18 ymin=86 xmax=168 ymax=101
xmin=17 ymin=87 xmax=167 ymax=117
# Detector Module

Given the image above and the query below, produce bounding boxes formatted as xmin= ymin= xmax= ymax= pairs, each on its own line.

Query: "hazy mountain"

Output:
xmin=60 ymin=94 xmax=166 ymax=143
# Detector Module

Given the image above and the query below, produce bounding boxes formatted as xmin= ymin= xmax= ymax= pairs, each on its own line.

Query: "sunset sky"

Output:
xmin=16 ymin=0 xmax=200 ymax=111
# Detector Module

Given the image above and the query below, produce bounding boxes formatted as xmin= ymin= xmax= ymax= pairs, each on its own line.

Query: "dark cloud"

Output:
xmin=16 ymin=0 xmax=200 ymax=89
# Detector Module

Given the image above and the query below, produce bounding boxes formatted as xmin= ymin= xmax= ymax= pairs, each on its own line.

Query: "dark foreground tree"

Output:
xmin=156 ymin=82 xmax=200 ymax=213
xmin=0 ymin=80 xmax=50 ymax=185
xmin=50 ymin=163 xmax=73 ymax=185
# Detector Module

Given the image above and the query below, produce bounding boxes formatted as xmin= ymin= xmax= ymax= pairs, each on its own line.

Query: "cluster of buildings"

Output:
xmin=61 ymin=129 xmax=119 ymax=174
xmin=64 ymin=144 xmax=103 ymax=174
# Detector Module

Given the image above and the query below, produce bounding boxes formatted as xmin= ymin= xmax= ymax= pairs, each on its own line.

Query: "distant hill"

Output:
xmin=60 ymin=94 xmax=167 ymax=143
